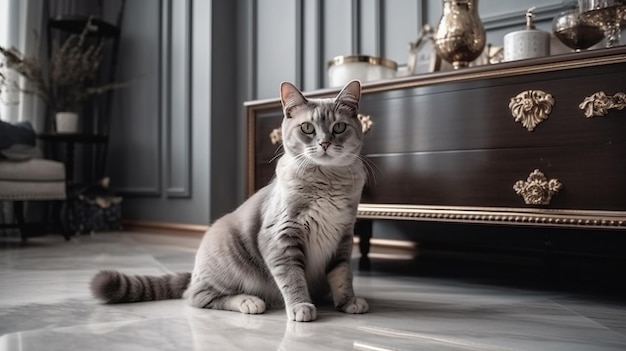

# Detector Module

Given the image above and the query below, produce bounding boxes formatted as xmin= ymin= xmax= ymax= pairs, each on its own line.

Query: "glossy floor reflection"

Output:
xmin=1 ymin=232 xmax=625 ymax=351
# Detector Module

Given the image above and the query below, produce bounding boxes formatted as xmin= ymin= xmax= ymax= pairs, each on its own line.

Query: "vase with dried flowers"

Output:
xmin=0 ymin=17 xmax=127 ymax=133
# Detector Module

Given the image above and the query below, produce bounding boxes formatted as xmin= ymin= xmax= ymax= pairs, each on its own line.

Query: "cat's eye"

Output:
xmin=332 ymin=122 xmax=347 ymax=134
xmin=300 ymin=122 xmax=315 ymax=134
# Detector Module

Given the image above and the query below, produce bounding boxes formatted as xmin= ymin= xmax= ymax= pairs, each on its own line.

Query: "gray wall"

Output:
xmin=109 ymin=0 xmax=566 ymax=225
xmin=107 ymin=0 xmax=238 ymax=225
xmin=245 ymin=0 xmax=562 ymax=99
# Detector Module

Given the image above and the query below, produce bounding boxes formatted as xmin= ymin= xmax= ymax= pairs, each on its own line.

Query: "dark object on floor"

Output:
xmin=68 ymin=177 xmax=122 ymax=234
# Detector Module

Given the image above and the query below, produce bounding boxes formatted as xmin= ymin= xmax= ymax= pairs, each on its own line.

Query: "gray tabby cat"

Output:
xmin=90 ymin=80 xmax=368 ymax=322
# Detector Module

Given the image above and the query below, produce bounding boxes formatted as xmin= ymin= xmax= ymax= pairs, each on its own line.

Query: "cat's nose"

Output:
xmin=320 ymin=141 xmax=331 ymax=150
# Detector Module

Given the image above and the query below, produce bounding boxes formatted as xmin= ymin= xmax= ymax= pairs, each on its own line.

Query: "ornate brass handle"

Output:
xmin=269 ymin=128 xmax=282 ymax=145
xmin=513 ymin=169 xmax=562 ymax=205
xmin=579 ymin=91 xmax=626 ymax=118
xmin=509 ymin=90 xmax=555 ymax=131
xmin=357 ymin=113 xmax=374 ymax=133
xmin=268 ymin=113 xmax=374 ymax=144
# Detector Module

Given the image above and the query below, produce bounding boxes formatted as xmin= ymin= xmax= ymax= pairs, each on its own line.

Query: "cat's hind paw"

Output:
xmin=338 ymin=296 xmax=369 ymax=314
xmin=287 ymin=302 xmax=317 ymax=322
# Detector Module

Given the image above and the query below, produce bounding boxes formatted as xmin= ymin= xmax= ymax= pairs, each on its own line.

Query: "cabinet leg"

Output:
xmin=355 ymin=219 xmax=372 ymax=270
xmin=542 ymin=235 xmax=558 ymax=282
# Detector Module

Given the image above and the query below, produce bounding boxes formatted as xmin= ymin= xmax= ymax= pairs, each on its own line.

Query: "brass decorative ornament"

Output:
xmin=358 ymin=113 xmax=374 ymax=133
xmin=579 ymin=91 xmax=626 ymax=118
xmin=268 ymin=114 xmax=374 ymax=144
xmin=513 ymin=169 xmax=562 ymax=205
xmin=509 ymin=90 xmax=555 ymax=131
xmin=269 ymin=128 xmax=282 ymax=145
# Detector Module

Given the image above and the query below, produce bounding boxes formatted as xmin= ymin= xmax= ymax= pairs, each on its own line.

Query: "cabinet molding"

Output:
xmin=357 ymin=204 xmax=626 ymax=229
xmin=481 ymin=3 xmax=562 ymax=30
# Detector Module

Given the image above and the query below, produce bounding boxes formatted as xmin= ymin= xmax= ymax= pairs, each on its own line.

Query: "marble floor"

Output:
xmin=1 ymin=231 xmax=625 ymax=351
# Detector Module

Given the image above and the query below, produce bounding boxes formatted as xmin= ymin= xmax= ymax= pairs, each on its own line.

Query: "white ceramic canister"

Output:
xmin=503 ymin=8 xmax=550 ymax=61
xmin=55 ymin=112 xmax=79 ymax=133
xmin=327 ymin=55 xmax=397 ymax=87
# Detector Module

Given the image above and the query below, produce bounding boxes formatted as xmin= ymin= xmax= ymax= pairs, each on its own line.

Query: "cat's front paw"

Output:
xmin=337 ymin=296 xmax=369 ymax=314
xmin=239 ymin=296 xmax=266 ymax=314
xmin=287 ymin=302 xmax=317 ymax=322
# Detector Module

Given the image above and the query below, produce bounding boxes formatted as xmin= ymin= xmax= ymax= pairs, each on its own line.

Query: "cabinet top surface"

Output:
xmin=245 ymin=46 xmax=626 ymax=109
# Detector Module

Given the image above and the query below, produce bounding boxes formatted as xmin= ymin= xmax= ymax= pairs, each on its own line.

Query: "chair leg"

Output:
xmin=13 ymin=201 xmax=27 ymax=243
xmin=60 ymin=200 xmax=71 ymax=241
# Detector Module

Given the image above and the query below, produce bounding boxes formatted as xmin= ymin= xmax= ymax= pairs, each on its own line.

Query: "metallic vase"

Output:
xmin=434 ymin=0 xmax=486 ymax=69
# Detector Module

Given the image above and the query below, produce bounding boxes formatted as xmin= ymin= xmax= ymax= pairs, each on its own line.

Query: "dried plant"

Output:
xmin=0 ymin=17 xmax=127 ymax=113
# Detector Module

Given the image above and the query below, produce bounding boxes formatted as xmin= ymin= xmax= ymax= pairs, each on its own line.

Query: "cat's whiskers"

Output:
xmin=357 ymin=154 xmax=380 ymax=185
xmin=293 ymin=152 xmax=311 ymax=177
xmin=274 ymin=144 xmax=284 ymax=155
xmin=268 ymin=150 xmax=284 ymax=164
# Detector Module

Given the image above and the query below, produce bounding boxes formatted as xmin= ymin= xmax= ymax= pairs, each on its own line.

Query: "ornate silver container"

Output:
xmin=578 ymin=0 xmax=626 ymax=47
xmin=552 ymin=3 xmax=604 ymax=51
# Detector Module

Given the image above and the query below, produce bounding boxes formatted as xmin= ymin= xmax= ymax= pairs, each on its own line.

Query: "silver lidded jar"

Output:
xmin=504 ymin=7 xmax=551 ymax=61
xmin=434 ymin=0 xmax=486 ymax=69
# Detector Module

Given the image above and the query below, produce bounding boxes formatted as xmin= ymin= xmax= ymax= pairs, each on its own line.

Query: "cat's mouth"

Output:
xmin=310 ymin=151 xmax=350 ymax=167
xmin=303 ymin=147 xmax=353 ymax=166
xmin=315 ymin=153 xmax=333 ymax=161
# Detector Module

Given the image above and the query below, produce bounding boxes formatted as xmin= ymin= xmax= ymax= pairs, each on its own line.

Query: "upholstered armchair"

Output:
xmin=0 ymin=121 xmax=68 ymax=242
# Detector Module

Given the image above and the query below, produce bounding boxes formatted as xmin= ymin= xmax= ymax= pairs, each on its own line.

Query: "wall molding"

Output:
xmin=317 ymin=0 xmax=326 ymax=88
xmin=304 ymin=0 xmax=323 ymax=90
xmin=296 ymin=0 xmax=304 ymax=88
xmin=158 ymin=0 xmax=171 ymax=199
xmin=165 ymin=0 xmax=192 ymax=198
xmin=351 ymin=0 xmax=361 ymax=54
xmin=482 ymin=3 xmax=563 ymax=31
xmin=377 ymin=0 xmax=385 ymax=58
xmin=418 ymin=0 xmax=427 ymax=30
xmin=249 ymin=0 xmax=258 ymax=99
xmin=119 ymin=187 xmax=162 ymax=197
xmin=115 ymin=0 xmax=163 ymax=197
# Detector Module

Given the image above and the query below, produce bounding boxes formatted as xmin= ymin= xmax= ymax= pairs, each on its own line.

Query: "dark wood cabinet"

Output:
xmin=245 ymin=47 xmax=626 ymax=258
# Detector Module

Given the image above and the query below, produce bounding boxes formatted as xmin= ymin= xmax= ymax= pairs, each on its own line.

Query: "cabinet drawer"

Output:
xmin=362 ymin=144 xmax=626 ymax=211
xmin=359 ymin=62 xmax=626 ymax=156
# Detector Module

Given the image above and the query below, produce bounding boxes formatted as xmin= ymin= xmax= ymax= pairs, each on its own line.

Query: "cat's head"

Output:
xmin=279 ymin=80 xmax=363 ymax=167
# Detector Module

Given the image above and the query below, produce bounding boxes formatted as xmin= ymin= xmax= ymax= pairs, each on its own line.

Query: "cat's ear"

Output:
xmin=280 ymin=82 xmax=308 ymax=118
xmin=335 ymin=79 xmax=361 ymax=112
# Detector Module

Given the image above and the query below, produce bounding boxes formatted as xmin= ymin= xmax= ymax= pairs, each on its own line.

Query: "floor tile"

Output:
xmin=1 ymin=232 xmax=625 ymax=350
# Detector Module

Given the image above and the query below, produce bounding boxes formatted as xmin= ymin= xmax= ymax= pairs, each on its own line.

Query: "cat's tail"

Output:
xmin=90 ymin=270 xmax=191 ymax=303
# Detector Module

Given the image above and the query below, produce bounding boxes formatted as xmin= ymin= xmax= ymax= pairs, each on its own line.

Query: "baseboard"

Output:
xmin=122 ymin=220 xmax=417 ymax=254
xmin=123 ymin=220 xmax=208 ymax=236
xmin=353 ymin=236 xmax=417 ymax=250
